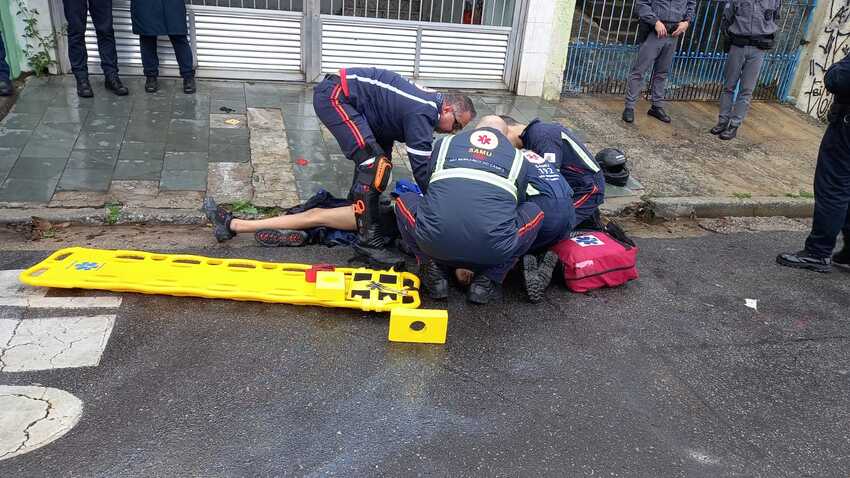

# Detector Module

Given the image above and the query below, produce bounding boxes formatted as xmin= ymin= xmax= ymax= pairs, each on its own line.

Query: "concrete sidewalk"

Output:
xmin=0 ymin=75 xmax=825 ymax=221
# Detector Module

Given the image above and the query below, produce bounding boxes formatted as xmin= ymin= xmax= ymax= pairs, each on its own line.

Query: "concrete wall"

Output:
xmin=515 ymin=0 xmax=571 ymax=99
xmin=791 ymin=0 xmax=850 ymax=121
xmin=1 ymin=0 xmax=59 ymax=78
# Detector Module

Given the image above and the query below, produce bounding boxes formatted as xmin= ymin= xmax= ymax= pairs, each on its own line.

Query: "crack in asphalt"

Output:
xmin=0 ymin=319 xmax=23 ymax=372
xmin=0 ymin=392 xmax=53 ymax=459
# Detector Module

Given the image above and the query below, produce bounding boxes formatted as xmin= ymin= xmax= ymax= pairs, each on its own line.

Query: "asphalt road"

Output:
xmin=1 ymin=231 xmax=849 ymax=477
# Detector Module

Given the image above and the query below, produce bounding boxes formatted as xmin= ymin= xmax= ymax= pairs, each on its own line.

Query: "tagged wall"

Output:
xmin=795 ymin=0 xmax=850 ymax=121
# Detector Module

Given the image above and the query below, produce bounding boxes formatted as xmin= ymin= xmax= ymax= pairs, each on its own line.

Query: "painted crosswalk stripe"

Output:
xmin=0 ymin=270 xmax=121 ymax=308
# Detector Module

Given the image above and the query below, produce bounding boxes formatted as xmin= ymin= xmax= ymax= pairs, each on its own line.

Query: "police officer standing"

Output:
xmin=623 ymin=0 xmax=696 ymax=124
xmin=132 ymin=0 xmax=196 ymax=94
xmin=0 ymin=31 xmax=12 ymax=96
xmin=777 ymin=53 xmax=850 ymax=272
xmin=394 ymin=116 xmax=543 ymax=304
xmin=711 ymin=0 xmax=780 ymax=140
xmin=313 ymin=67 xmax=475 ymax=268
xmin=63 ymin=0 xmax=128 ymax=97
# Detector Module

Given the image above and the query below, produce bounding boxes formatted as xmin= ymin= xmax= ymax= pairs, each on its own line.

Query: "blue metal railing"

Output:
xmin=562 ymin=0 xmax=817 ymax=101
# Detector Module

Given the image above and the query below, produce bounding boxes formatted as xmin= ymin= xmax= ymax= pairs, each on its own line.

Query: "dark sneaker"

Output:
xmin=144 ymin=76 xmax=159 ymax=93
xmin=776 ymin=250 xmax=831 ymax=273
xmin=254 ymin=229 xmax=308 ymax=247
xmin=833 ymin=247 xmax=850 ymax=271
xmin=719 ymin=125 xmax=738 ymax=140
xmin=105 ymin=76 xmax=129 ymax=96
xmin=421 ymin=259 xmax=449 ymax=300
xmin=622 ymin=108 xmax=635 ymax=123
xmin=183 ymin=77 xmax=196 ymax=94
xmin=202 ymin=197 xmax=235 ymax=242
xmin=647 ymin=106 xmax=671 ymax=123
xmin=0 ymin=79 xmax=12 ymax=96
xmin=467 ymin=274 xmax=501 ymax=305
xmin=76 ymin=78 xmax=94 ymax=98
xmin=710 ymin=120 xmax=729 ymax=135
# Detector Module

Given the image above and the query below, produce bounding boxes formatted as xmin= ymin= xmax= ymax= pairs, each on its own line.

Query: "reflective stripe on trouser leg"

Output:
xmin=804 ymin=123 xmax=850 ymax=258
xmin=394 ymin=192 xmax=426 ymax=262
xmin=481 ymin=202 xmax=545 ymax=282
xmin=313 ymin=79 xmax=377 ymax=160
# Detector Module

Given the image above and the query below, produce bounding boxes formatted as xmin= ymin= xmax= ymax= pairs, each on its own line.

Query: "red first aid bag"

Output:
xmin=551 ymin=229 xmax=639 ymax=293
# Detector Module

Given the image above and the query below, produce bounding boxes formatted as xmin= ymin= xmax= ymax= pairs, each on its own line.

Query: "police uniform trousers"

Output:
xmin=62 ymin=0 xmax=119 ymax=80
xmin=718 ymin=45 xmax=765 ymax=126
xmin=804 ymin=113 xmax=850 ymax=258
xmin=394 ymin=192 xmax=545 ymax=282
xmin=625 ymin=33 xmax=677 ymax=109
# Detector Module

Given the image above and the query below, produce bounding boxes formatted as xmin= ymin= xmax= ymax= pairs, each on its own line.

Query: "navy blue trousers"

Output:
xmin=529 ymin=196 xmax=576 ymax=253
xmin=395 ymin=192 xmax=543 ymax=282
xmin=63 ymin=0 xmax=119 ymax=80
xmin=139 ymin=35 xmax=194 ymax=78
xmin=0 ymin=33 xmax=10 ymax=82
xmin=804 ymin=119 xmax=850 ymax=258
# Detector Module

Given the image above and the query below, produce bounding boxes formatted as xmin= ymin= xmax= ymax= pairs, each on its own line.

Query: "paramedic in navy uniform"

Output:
xmin=312 ymin=67 xmax=476 ymax=268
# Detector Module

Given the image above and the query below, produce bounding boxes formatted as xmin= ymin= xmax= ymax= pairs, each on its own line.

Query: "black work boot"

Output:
xmin=202 ymin=197 xmax=236 ymax=242
xmin=183 ymin=77 xmax=196 ymax=94
xmin=776 ymin=250 xmax=832 ymax=273
xmin=622 ymin=108 xmax=635 ymax=123
xmin=421 ymin=259 xmax=449 ymax=300
xmin=522 ymin=251 xmax=559 ymax=303
xmin=0 ymin=79 xmax=12 ymax=97
xmin=719 ymin=124 xmax=738 ymax=140
xmin=467 ymin=274 xmax=501 ymax=305
xmin=710 ymin=119 xmax=729 ymax=135
xmin=833 ymin=245 xmax=850 ymax=271
xmin=647 ymin=106 xmax=671 ymax=123
xmin=105 ymin=75 xmax=129 ymax=96
xmin=351 ymin=187 xmax=405 ymax=270
xmin=76 ymin=77 xmax=94 ymax=98
xmin=144 ymin=76 xmax=159 ymax=93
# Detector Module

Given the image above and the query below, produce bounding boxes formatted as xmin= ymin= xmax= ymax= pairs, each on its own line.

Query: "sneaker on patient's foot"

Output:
xmin=202 ymin=197 xmax=235 ymax=242
xmin=254 ymin=229 xmax=308 ymax=247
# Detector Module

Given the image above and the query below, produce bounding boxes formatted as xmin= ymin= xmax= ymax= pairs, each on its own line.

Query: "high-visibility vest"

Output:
xmin=428 ymin=134 xmax=525 ymax=201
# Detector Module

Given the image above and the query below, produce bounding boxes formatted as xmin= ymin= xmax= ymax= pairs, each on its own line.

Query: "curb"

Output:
xmin=0 ymin=208 xmax=206 ymax=226
xmin=647 ymin=196 xmax=815 ymax=219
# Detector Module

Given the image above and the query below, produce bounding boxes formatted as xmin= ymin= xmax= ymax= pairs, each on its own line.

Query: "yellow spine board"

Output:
xmin=20 ymin=247 xmax=421 ymax=312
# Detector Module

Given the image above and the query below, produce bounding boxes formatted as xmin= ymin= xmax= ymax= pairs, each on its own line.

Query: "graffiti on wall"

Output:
xmin=799 ymin=0 xmax=850 ymax=121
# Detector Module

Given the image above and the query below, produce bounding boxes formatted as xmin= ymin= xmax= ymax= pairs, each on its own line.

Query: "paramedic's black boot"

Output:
xmin=421 ymin=259 xmax=448 ymax=300
xmin=523 ymin=251 xmax=559 ymax=304
xmin=833 ymin=246 xmax=850 ymax=271
xmin=351 ymin=189 xmax=405 ymax=270
xmin=776 ymin=250 xmax=831 ymax=273
xmin=202 ymin=197 xmax=235 ymax=242
xmin=468 ymin=274 xmax=501 ymax=305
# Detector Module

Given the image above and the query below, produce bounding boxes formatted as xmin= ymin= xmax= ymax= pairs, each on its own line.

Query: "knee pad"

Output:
xmin=352 ymin=145 xmax=392 ymax=193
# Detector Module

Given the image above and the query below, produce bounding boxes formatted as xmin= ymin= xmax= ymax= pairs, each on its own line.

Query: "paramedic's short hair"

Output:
xmin=444 ymin=94 xmax=477 ymax=120
xmin=499 ymin=115 xmax=520 ymax=127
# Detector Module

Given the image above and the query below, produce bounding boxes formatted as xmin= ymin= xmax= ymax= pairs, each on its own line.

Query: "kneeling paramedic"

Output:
xmin=503 ymin=117 xmax=605 ymax=228
xmin=313 ymin=67 xmax=476 ymax=268
xmin=520 ymin=150 xmax=577 ymax=303
xmin=394 ymin=116 xmax=544 ymax=305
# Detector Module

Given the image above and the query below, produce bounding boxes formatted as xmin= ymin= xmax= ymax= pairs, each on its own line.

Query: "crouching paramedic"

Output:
xmin=503 ymin=117 xmax=605 ymax=228
xmin=521 ymin=150 xmax=577 ymax=303
xmin=394 ymin=116 xmax=544 ymax=305
xmin=313 ymin=67 xmax=476 ymax=267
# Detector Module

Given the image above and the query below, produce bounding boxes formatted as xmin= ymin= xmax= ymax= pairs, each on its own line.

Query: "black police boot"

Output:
xmin=183 ymin=77 xmax=196 ymax=94
xmin=467 ymin=274 xmax=501 ymax=305
xmin=647 ymin=106 xmax=671 ymax=123
xmin=76 ymin=77 xmax=94 ymax=98
xmin=421 ymin=259 xmax=449 ymax=300
xmin=144 ymin=76 xmax=159 ymax=93
xmin=622 ymin=108 xmax=635 ymax=123
xmin=719 ymin=124 xmax=738 ymax=140
xmin=522 ymin=251 xmax=559 ymax=304
xmin=833 ymin=246 xmax=850 ymax=271
xmin=202 ymin=197 xmax=236 ymax=242
xmin=254 ymin=229 xmax=308 ymax=247
xmin=351 ymin=188 xmax=405 ymax=270
xmin=776 ymin=250 xmax=832 ymax=273
xmin=710 ymin=120 xmax=729 ymax=135
xmin=0 ymin=79 xmax=12 ymax=97
xmin=105 ymin=75 xmax=129 ymax=96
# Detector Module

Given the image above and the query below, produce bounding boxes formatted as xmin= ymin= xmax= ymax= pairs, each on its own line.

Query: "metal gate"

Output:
xmin=562 ymin=0 xmax=817 ymax=101
xmin=71 ymin=0 xmax=523 ymax=88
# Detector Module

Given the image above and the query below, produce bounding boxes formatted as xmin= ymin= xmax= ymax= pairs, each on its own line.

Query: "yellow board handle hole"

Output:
xmin=54 ymin=253 xmax=72 ymax=261
xmin=409 ymin=320 xmax=426 ymax=332
xmin=29 ymin=268 xmax=48 ymax=277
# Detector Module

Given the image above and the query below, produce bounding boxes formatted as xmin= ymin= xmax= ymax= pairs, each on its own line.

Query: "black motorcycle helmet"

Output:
xmin=596 ymin=148 xmax=630 ymax=187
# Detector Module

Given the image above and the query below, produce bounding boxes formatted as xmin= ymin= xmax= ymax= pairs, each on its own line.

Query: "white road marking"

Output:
xmin=0 ymin=385 xmax=83 ymax=461
xmin=0 ymin=269 xmax=122 ymax=308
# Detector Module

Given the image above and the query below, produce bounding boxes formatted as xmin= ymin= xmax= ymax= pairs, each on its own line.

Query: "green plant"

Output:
xmin=798 ymin=191 xmax=814 ymax=199
xmin=105 ymin=202 xmax=122 ymax=225
xmin=229 ymin=200 xmax=259 ymax=215
xmin=732 ymin=192 xmax=752 ymax=199
xmin=16 ymin=0 xmax=64 ymax=76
